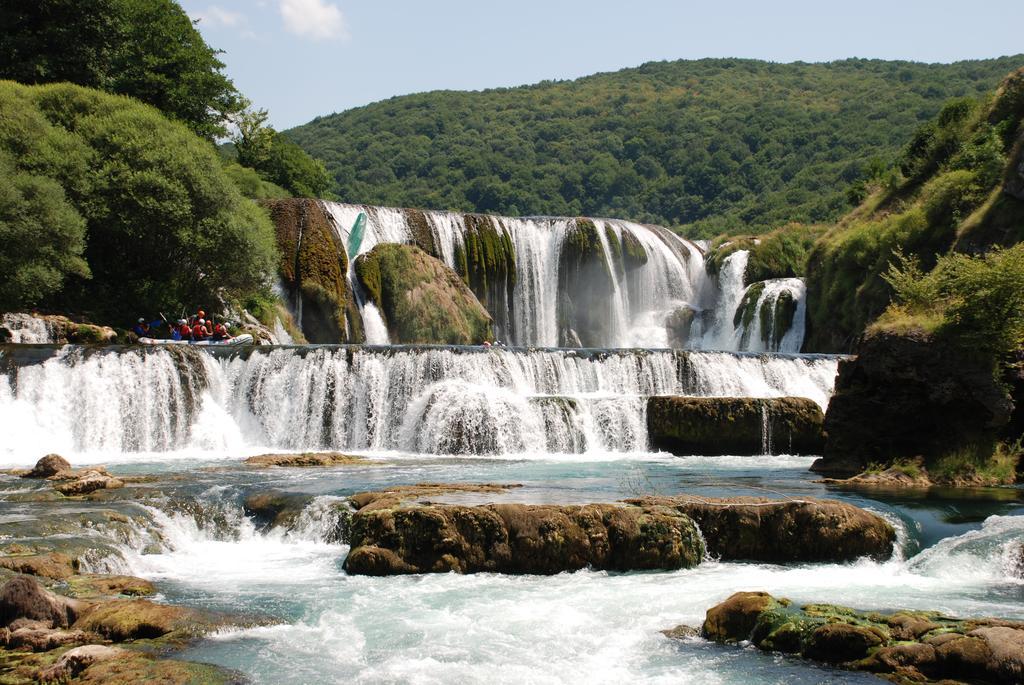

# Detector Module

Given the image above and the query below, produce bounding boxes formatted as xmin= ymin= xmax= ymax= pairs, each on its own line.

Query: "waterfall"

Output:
xmin=0 ymin=345 xmax=840 ymax=463
xmin=2 ymin=313 xmax=58 ymax=343
xmin=310 ymin=202 xmax=807 ymax=351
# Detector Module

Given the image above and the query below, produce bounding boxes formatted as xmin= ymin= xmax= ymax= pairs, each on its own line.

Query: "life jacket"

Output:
xmin=178 ymin=324 xmax=192 ymax=339
xmin=192 ymin=324 xmax=207 ymax=339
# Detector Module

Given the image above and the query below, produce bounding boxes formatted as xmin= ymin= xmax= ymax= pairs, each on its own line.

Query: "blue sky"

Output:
xmin=179 ymin=0 xmax=1024 ymax=130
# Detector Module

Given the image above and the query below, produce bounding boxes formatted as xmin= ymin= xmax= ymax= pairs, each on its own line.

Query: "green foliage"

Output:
xmin=0 ymin=0 xmax=242 ymax=139
xmin=287 ymin=56 xmax=1023 ymax=233
xmin=708 ymin=223 xmax=825 ymax=281
xmin=222 ymin=162 xmax=291 ymax=200
xmin=232 ymin=104 xmax=332 ymax=198
xmin=261 ymin=135 xmax=333 ymax=198
xmin=0 ymin=153 xmax=89 ymax=309
xmin=877 ymin=244 xmax=1024 ymax=358
xmin=0 ymin=80 xmax=279 ymax=320
xmin=805 ymin=75 xmax=1024 ymax=352
xmin=355 ymin=243 xmax=492 ymax=344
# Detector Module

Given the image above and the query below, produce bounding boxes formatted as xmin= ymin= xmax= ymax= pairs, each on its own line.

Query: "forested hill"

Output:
xmin=287 ymin=56 xmax=1024 ymax=236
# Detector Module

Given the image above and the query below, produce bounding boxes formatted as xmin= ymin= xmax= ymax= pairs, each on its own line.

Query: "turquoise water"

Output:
xmin=5 ymin=452 xmax=1017 ymax=684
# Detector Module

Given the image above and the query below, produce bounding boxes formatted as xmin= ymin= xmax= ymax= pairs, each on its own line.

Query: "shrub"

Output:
xmin=0 ymin=80 xmax=279 ymax=320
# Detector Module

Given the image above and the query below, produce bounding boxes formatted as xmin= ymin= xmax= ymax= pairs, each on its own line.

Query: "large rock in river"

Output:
xmin=814 ymin=329 xmax=1023 ymax=481
xmin=628 ymin=496 xmax=895 ymax=562
xmin=698 ymin=591 xmax=1024 ymax=684
xmin=356 ymin=243 xmax=493 ymax=344
xmin=647 ymin=396 xmax=825 ymax=456
xmin=343 ymin=498 xmax=705 ymax=576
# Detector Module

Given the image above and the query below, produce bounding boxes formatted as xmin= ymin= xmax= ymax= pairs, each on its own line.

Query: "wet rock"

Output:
xmin=243 ymin=491 xmax=314 ymax=530
xmin=22 ymin=454 xmax=71 ymax=479
xmin=0 ymin=576 xmax=86 ymax=628
xmin=1012 ymin=542 xmax=1024 ymax=579
xmin=647 ymin=396 xmax=824 ymax=456
xmin=263 ymin=198 xmax=358 ymax=343
xmin=72 ymin=599 xmax=205 ymax=641
xmin=696 ymin=591 xmax=1024 ymax=684
xmin=629 ymin=496 xmax=895 ymax=562
xmin=356 ymin=243 xmax=494 ymax=344
xmin=702 ymin=591 xmax=779 ymax=642
xmin=344 ymin=498 xmax=705 ymax=576
xmin=0 ymin=552 xmax=77 ymax=580
xmin=54 ymin=470 xmax=124 ymax=496
xmin=3 ymin=619 xmax=89 ymax=651
xmin=661 ymin=624 xmax=700 ymax=640
xmin=66 ymin=575 xmax=156 ymax=599
xmin=665 ymin=307 xmax=696 ymax=348
xmin=244 ymin=451 xmax=366 ymax=467
xmin=66 ymin=650 xmax=242 ymax=684
xmin=36 ymin=644 xmax=127 ymax=682
xmin=349 ymin=482 xmax=523 ymax=513
xmin=814 ymin=329 xmax=1022 ymax=483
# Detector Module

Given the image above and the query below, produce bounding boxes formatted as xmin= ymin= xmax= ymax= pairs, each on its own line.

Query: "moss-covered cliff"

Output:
xmin=262 ymin=199 xmax=361 ymax=343
xmin=356 ymin=243 xmax=492 ymax=344
xmin=557 ymin=219 xmax=616 ymax=347
xmin=451 ymin=215 xmax=516 ymax=340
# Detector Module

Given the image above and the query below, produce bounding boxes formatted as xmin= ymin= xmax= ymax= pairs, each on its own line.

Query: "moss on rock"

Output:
xmin=558 ymin=218 xmax=616 ymax=347
xmin=262 ymin=198 xmax=358 ymax=343
xmin=343 ymin=496 xmax=705 ymax=575
xmin=647 ymin=396 xmax=825 ymax=456
xmin=697 ymin=591 xmax=1024 ymax=684
xmin=452 ymin=214 xmax=516 ymax=339
xmin=356 ymin=243 xmax=493 ymax=344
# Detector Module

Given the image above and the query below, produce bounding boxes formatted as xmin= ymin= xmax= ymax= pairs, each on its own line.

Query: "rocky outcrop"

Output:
xmin=647 ymin=396 xmax=825 ymax=456
xmin=814 ymin=329 xmax=1022 ymax=482
xmin=243 ymin=491 xmax=315 ymax=531
xmin=557 ymin=218 xmax=617 ymax=347
xmin=243 ymin=451 xmax=366 ymax=467
xmin=0 ymin=576 xmax=85 ymax=629
xmin=698 ymin=591 xmax=1024 ymax=684
xmin=52 ymin=469 xmax=124 ymax=496
xmin=344 ymin=495 xmax=705 ymax=576
xmin=0 ymin=313 xmax=116 ymax=345
xmin=21 ymin=454 xmax=70 ymax=479
xmin=454 ymin=214 xmax=517 ymax=341
xmin=356 ymin=243 xmax=493 ymax=344
xmin=0 ymin=552 xmax=77 ymax=580
xmin=262 ymin=198 xmax=360 ymax=343
xmin=628 ymin=496 xmax=895 ymax=562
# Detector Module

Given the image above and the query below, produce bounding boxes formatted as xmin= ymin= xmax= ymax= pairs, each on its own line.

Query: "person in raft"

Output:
xmin=132 ymin=317 xmax=162 ymax=338
xmin=172 ymin=319 xmax=191 ymax=341
xmin=192 ymin=318 xmax=210 ymax=341
xmin=210 ymin=322 xmax=233 ymax=342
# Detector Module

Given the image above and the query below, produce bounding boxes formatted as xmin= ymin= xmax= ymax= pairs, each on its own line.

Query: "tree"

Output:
xmin=0 ymin=154 xmax=89 ymax=310
xmin=0 ymin=80 xmax=279 ymax=318
xmin=231 ymin=102 xmax=332 ymax=198
xmin=0 ymin=0 xmax=243 ymax=140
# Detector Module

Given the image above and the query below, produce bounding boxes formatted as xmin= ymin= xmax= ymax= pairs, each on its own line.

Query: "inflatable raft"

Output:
xmin=138 ymin=334 xmax=254 ymax=346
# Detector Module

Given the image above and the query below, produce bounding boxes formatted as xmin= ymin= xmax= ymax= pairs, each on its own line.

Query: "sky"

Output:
xmin=179 ymin=0 xmax=1024 ymax=130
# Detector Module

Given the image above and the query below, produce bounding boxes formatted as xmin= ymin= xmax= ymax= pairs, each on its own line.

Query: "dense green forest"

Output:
xmin=288 ymin=57 xmax=1023 ymax=236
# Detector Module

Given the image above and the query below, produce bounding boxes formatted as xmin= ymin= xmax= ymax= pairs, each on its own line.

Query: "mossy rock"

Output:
xmin=647 ymin=396 xmax=825 ymax=456
xmin=261 ymin=198 xmax=357 ymax=343
xmin=665 ymin=307 xmax=696 ymax=348
xmin=356 ymin=243 xmax=493 ymax=344
xmin=557 ymin=218 xmax=616 ymax=347
xmin=451 ymin=214 xmax=516 ymax=339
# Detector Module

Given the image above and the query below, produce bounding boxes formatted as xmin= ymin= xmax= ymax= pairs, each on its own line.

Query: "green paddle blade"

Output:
xmin=347 ymin=212 xmax=367 ymax=258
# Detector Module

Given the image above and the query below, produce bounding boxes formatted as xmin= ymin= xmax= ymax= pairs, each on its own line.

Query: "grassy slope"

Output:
xmin=287 ymin=56 xmax=1023 ymax=236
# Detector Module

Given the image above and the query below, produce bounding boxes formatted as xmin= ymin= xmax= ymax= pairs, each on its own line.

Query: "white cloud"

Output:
xmin=193 ymin=5 xmax=245 ymax=28
xmin=279 ymin=0 xmax=347 ymax=41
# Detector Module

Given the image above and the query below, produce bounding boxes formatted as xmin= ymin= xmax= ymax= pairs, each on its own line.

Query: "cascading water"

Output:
xmin=1 ymin=313 xmax=57 ymax=343
xmin=0 ymin=345 xmax=839 ymax=463
xmin=312 ymin=202 xmax=804 ymax=351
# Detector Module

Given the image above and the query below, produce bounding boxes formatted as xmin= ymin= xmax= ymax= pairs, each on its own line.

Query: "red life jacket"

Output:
xmin=192 ymin=324 xmax=207 ymax=339
xmin=178 ymin=324 xmax=191 ymax=338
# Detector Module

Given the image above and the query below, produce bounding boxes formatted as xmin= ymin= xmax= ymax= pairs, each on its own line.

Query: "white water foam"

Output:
xmin=0 ymin=347 xmax=839 ymax=465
